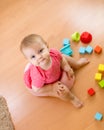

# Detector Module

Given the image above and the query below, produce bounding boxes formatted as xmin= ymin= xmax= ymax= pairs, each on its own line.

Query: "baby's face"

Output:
xmin=23 ymin=42 xmax=51 ymax=68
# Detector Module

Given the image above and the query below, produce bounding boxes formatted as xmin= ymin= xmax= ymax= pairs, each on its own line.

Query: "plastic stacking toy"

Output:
xmin=95 ymin=73 xmax=102 ymax=81
xmin=71 ymin=32 xmax=80 ymax=42
xmin=99 ymin=80 xmax=104 ymax=88
xmin=98 ymin=64 xmax=104 ymax=72
xmin=79 ymin=45 xmax=93 ymax=54
xmin=94 ymin=45 xmax=102 ymax=54
xmin=85 ymin=45 xmax=93 ymax=54
xmin=60 ymin=44 xmax=73 ymax=56
xmin=63 ymin=38 xmax=70 ymax=46
xmin=88 ymin=88 xmax=95 ymax=96
xmin=94 ymin=112 xmax=103 ymax=120
xmin=80 ymin=32 xmax=92 ymax=44
xmin=79 ymin=47 xmax=86 ymax=54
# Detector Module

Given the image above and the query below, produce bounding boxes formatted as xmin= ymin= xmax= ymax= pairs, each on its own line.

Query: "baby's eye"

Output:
xmin=39 ymin=48 xmax=44 ymax=53
xmin=31 ymin=55 xmax=35 ymax=59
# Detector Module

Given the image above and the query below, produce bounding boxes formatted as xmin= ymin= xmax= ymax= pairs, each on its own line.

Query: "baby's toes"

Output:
xmin=56 ymin=89 xmax=63 ymax=96
xmin=59 ymin=85 xmax=65 ymax=91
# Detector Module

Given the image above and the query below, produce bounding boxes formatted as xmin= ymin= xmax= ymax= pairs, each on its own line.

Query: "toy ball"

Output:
xmin=80 ymin=32 xmax=92 ymax=44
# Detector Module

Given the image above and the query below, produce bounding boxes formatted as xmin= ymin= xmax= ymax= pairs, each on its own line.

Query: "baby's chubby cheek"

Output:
xmin=43 ymin=52 xmax=50 ymax=59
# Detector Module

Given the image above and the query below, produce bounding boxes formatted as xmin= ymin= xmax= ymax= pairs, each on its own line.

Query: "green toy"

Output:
xmin=71 ymin=32 xmax=80 ymax=42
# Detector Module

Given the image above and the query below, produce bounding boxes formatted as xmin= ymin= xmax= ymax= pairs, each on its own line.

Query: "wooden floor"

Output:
xmin=0 ymin=0 xmax=104 ymax=130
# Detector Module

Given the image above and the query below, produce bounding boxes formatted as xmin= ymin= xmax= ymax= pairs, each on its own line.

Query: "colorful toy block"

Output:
xmin=88 ymin=88 xmax=95 ymax=96
xmin=80 ymin=31 xmax=92 ymax=44
xmin=95 ymin=73 xmax=102 ymax=81
xmin=79 ymin=47 xmax=86 ymax=54
xmin=98 ymin=64 xmax=104 ymax=72
xmin=85 ymin=45 xmax=93 ymax=54
xmin=71 ymin=32 xmax=80 ymax=42
xmin=60 ymin=44 xmax=73 ymax=56
xmin=98 ymin=80 xmax=104 ymax=88
xmin=94 ymin=112 xmax=103 ymax=120
xmin=94 ymin=45 xmax=102 ymax=54
xmin=63 ymin=38 xmax=70 ymax=46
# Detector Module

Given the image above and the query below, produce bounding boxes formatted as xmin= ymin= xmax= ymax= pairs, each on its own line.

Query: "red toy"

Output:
xmin=94 ymin=45 xmax=102 ymax=54
xmin=80 ymin=32 xmax=92 ymax=44
xmin=88 ymin=88 xmax=95 ymax=96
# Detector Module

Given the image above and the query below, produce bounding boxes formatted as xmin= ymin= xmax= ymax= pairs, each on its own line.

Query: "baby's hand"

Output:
xmin=67 ymin=68 xmax=74 ymax=79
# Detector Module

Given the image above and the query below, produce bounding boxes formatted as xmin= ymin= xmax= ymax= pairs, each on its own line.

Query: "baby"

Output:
xmin=20 ymin=34 xmax=89 ymax=108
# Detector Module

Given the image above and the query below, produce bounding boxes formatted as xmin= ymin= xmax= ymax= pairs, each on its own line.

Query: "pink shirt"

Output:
xmin=24 ymin=49 xmax=62 ymax=89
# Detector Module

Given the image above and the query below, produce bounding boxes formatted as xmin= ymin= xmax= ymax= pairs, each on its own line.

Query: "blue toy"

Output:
xmin=94 ymin=112 xmax=103 ymax=120
xmin=79 ymin=47 xmax=86 ymax=54
xmin=85 ymin=45 xmax=93 ymax=54
xmin=60 ymin=44 xmax=73 ymax=56
xmin=63 ymin=38 xmax=70 ymax=46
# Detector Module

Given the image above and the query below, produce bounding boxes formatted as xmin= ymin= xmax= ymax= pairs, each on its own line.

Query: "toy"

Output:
xmin=63 ymin=38 xmax=70 ymax=46
xmin=79 ymin=45 xmax=93 ymax=54
xmin=98 ymin=64 xmax=104 ymax=72
xmin=80 ymin=32 xmax=92 ymax=44
xmin=95 ymin=73 xmax=102 ymax=81
xmin=88 ymin=88 xmax=95 ymax=96
xmin=79 ymin=47 xmax=86 ymax=54
xmin=98 ymin=80 xmax=104 ymax=88
xmin=85 ymin=45 xmax=93 ymax=54
xmin=71 ymin=32 xmax=80 ymax=42
xmin=60 ymin=44 xmax=73 ymax=56
xmin=94 ymin=45 xmax=102 ymax=54
xmin=94 ymin=112 xmax=103 ymax=120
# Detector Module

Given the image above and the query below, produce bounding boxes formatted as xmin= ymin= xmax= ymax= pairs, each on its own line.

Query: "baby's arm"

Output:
xmin=61 ymin=54 xmax=74 ymax=78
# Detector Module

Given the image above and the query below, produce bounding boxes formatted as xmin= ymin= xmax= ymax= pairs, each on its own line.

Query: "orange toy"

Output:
xmin=94 ymin=45 xmax=102 ymax=54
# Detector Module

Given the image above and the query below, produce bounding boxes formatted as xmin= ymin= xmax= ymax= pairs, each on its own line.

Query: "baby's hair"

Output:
xmin=20 ymin=34 xmax=47 ymax=52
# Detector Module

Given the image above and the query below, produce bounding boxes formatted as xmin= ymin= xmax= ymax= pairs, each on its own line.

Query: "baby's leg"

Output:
xmin=69 ymin=92 xmax=83 ymax=108
xmin=59 ymin=71 xmax=83 ymax=108
xmin=53 ymin=82 xmax=83 ymax=108
xmin=62 ymin=54 xmax=89 ymax=69
xmin=60 ymin=71 xmax=75 ymax=90
xmin=32 ymin=81 xmax=83 ymax=108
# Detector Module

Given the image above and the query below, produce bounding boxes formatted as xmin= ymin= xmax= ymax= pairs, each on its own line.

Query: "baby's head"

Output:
xmin=20 ymin=34 xmax=51 ymax=67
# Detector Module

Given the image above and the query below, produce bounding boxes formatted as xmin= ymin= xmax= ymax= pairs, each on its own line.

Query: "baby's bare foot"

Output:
xmin=56 ymin=82 xmax=70 ymax=100
xmin=70 ymin=96 xmax=83 ymax=108
xmin=78 ymin=58 xmax=89 ymax=68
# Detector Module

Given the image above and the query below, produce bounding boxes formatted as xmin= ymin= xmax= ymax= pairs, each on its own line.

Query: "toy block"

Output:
xmin=85 ymin=45 xmax=93 ymax=54
xmin=94 ymin=112 xmax=103 ymax=120
xmin=63 ymin=38 xmax=70 ymax=46
xmin=98 ymin=64 xmax=104 ymax=72
xmin=80 ymin=32 xmax=92 ymax=44
xmin=95 ymin=73 xmax=102 ymax=81
xmin=60 ymin=44 xmax=73 ymax=56
xmin=71 ymin=32 xmax=80 ymax=42
xmin=94 ymin=45 xmax=102 ymax=54
xmin=98 ymin=80 xmax=104 ymax=88
xmin=88 ymin=88 xmax=95 ymax=96
xmin=79 ymin=47 xmax=86 ymax=54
